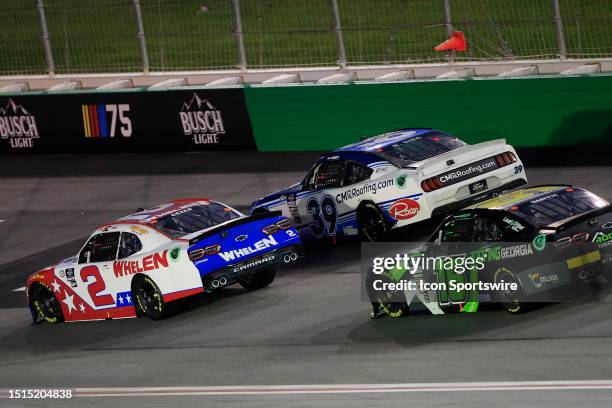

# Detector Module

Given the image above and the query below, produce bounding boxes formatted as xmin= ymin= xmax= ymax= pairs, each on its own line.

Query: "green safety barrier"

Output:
xmin=244 ymin=74 xmax=612 ymax=151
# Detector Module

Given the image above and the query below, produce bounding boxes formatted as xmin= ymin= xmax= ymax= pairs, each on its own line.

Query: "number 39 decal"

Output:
xmin=307 ymin=196 xmax=337 ymax=237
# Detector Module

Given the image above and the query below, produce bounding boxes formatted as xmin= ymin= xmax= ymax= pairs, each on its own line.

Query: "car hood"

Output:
xmin=251 ymin=183 xmax=303 ymax=211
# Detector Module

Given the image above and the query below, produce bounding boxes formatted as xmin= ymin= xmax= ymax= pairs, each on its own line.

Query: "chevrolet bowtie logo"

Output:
xmin=235 ymin=234 xmax=248 ymax=242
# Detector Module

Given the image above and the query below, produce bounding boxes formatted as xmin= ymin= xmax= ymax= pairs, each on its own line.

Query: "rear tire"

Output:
xmin=379 ymin=301 xmax=409 ymax=318
xmin=30 ymin=283 xmax=64 ymax=324
xmin=366 ymin=269 xmax=409 ymax=318
xmin=357 ymin=202 xmax=389 ymax=242
xmin=239 ymin=267 xmax=276 ymax=291
xmin=132 ymin=276 xmax=171 ymax=320
xmin=494 ymin=267 xmax=531 ymax=314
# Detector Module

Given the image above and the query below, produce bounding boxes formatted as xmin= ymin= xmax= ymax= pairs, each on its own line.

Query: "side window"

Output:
xmin=79 ymin=232 xmax=120 ymax=264
xmin=308 ymin=160 xmax=346 ymax=190
xmin=440 ymin=213 xmax=504 ymax=242
xmin=344 ymin=162 xmax=373 ymax=186
xmin=118 ymin=232 xmax=143 ymax=259
xmin=441 ymin=215 xmax=475 ymax=242
xmin=472 ymin=217 xmax=504 ymax=242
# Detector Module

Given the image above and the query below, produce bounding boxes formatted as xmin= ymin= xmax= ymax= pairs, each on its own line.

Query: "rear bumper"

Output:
xmin=431 ymin=178 xmax=527 ymax=218
xmin=201 ymin=244 xmax=303 ymax=291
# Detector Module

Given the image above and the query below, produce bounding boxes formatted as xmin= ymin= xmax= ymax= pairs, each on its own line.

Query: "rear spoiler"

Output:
xmin=543 ymin=205 xmax=612 ymax=232
xmin=189 ymin=211 xmax=282 ymax=246
xmin=411 ymin=139 xmax=508 ymax=176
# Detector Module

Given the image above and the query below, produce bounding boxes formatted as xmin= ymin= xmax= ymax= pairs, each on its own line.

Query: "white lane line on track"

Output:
xmin=44 ymin=380 xmax=612 ymax=398
xmin=12 ymin=287 xmax=26 ymax=292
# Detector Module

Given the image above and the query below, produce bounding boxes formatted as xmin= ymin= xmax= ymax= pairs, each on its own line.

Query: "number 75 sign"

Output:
xmin=81 ymin=104 xmax=132 ymax=138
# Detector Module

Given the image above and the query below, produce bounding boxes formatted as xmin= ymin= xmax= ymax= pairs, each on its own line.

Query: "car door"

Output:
xmin=336 ymin=161 xmax=374 ymax=237
xmin=435 ymin=212 xmax=505 ymax=305
xmin=296 ymin=158 xmax=347 ymax=239
xmin=75 ymin=231 xmax=121 ymax=311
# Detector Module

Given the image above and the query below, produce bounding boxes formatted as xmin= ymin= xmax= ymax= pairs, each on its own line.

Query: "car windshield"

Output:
xmin=514 ymin=188 xmax=609 ymax=226
xmin=378 ymin=132 xmax=466 ymax=166
xmin=152 ymin=202 xmax=241 ymax=239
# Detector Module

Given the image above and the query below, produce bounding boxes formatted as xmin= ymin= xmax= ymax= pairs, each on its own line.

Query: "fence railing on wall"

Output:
xmin=1 ymin=0 xmax=610 ymax=75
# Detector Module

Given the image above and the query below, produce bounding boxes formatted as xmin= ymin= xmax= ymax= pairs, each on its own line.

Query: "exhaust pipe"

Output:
xmin=283 ymin=252 xmax=300 ymax=263
xmin=211 ymin=276 xmax=229 ymax=289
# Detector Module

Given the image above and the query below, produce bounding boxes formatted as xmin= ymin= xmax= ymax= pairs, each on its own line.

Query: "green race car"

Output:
xmin=368 ymin=185 xmax=612 ymax=317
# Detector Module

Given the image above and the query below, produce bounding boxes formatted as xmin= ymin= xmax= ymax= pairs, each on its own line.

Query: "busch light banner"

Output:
xmin=0 ymin=88 xmax=256 ymax=153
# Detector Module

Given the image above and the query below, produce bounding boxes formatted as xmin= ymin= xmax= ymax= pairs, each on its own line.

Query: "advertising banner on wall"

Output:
xmin=0 ymin=88 xmax=256 ymax=153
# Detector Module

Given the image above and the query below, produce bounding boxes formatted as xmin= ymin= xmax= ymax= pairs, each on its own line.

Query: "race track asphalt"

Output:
xmin=0 ymin=152 xmax=611 ymax=408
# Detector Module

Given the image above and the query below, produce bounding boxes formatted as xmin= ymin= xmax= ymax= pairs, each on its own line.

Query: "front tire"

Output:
xmin=357 ymin=202 xmax=389 ymax=242
xmin=30 ymin=283 xmax=64 ymax=324
xmin=494 ymin=267 xmax=531 ymax=314
xmin=239 ymin=267 xmax=276 ymax=291
xmin=132 ymin=276 xmax=171 ymax=320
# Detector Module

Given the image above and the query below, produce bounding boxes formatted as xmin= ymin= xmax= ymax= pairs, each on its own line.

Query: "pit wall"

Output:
xmin=244 ymin=74 xmax=612 ymax=151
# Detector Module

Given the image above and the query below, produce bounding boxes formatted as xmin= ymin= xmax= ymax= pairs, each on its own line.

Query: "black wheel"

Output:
xmin=132 ymin=276 xmax=171 ymax=320
xmin=357 ymin=202 xmax=389 ymax=242
xmin=366 ymin=269 xmax=409 ymax=319
xmin=239 ymin=267 xmax=276 ymax=291
xmin=30 ymin=283 xmax=64 ymax=324
xmin=377 ymin=301 xmax=409 ymax=318
xmin=494 ymin=267 xmax=530 ymax=314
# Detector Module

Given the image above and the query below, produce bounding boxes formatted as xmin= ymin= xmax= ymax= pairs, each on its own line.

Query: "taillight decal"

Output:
xmin=188 ymin=248 xmax=205 ymax=261
xmin=189 ymin=244 xmax=221 ymax=261
xmin=204 ymin=244 xmax=221 ymax=255
xmin=277 ymin=218 xmax=293 ymax=229
xmin=263 ymin=224 xmax=279 ymax=235
xmin=554 ymin=236 xmax=572 ymax=249
xmin=572 ymin=232 xmax=590 ymax=243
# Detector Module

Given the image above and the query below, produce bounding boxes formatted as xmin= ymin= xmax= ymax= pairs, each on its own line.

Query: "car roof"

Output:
xmin=106 ymin=198 xmax=212 ymax=227
xmin=334 ymin=128 xmax=435 ymax=152
xmin=466 ymin=186 xmax=571 ymax=210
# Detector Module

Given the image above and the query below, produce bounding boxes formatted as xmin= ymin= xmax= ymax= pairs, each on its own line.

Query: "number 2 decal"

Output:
xmin=80 ymin=266 xmax=115 ymax=307
xmin=307 ymin=196 xmax=337 ymax=237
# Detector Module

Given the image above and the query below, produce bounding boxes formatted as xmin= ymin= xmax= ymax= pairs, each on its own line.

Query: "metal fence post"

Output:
xmin=37 ymin=0 xmax=55 ymax=75
xmin=232 ymin=0 xmax=247 ymax=70
xmin=132 ymin=0 xmax=150 ymax=73
xmin=551 ymin=0 xmax=567 ymax=60
xmin=443 ymin=0 xmax=453 ymax=37
xmin=442 ymin=0 xmax=455 ymax=61
xmin=331 ymin=0 xmax=347 ymax=68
